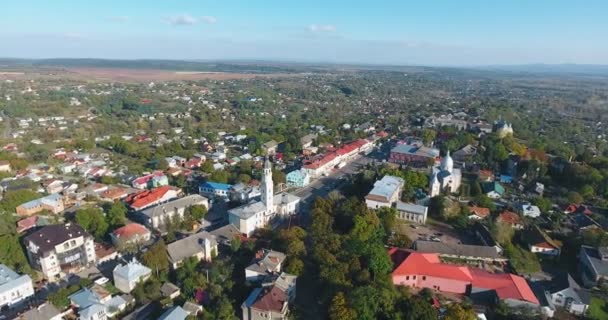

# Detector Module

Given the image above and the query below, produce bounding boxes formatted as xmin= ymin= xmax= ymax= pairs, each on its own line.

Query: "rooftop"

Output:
xmin=113 ymin=259 xmax=151 ymax=281
xmin=24 ymin=223 xmax=91 ymax=252
xmin=414 ymin=241 xmax=502 ymax=259
xmin=140 ymin=194 xmax=207 ymax=219
xmin=166 ymin=232 xmax=217 ymax=264
xmin=366 ymin=175 xmax=404 ymax=202
xmin=229 ymin=201 xmax=267 ymax=219
xmin=391 ymin=143 xmax=440 ymax=159
xmin=112 ymin=223 xmax=150 ymax=240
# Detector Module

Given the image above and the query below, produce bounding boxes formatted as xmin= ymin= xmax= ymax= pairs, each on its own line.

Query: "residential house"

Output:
xmin=452 ymin=144 xmax=477 ymax=163
xmin=110 ymin=223 xmax=151 ymax=247
xmin=300 ymin=134 xmax=317 ymax=149
xmin=525 ymin=226 xmax=562 ymax=256
xmin=481 ymin=181 xmax=505 ymax=199
xmin=131 ymin=171 xmax=169 ymax=190
xmin=0 ymin=264 xmax=35 ymax=309
xmin=545 ymin=274 xmax=590 ymax=315
xmin=166 ymin=232 xmax=218 ymax=269
xmin=137 ymin=195 xmax=208 ymax=231
xmin=241 ymin=273 xmax=297 ymax=320
xmin=19 ymin=303 xmax=63 ymax=320
xmin=229 ymin=183 xmax=261 ymax=204
xmin=286 ymin=169 xmax=310 ymax=188
xmin=182 ymin=301 xmax=203 ymax=317
xmin=389 ymin=248 xmax=539 ymax=306
xmin=69 ymin=285 xmax=127 ymax=320
xmin=0 ymin=160 xmax=11 ymax=172
xmin=468 ymin=206 xmax=491 ymax=220
xmin=245 ymin=249 xmax=286 ymax=282
xmin=126 ymin=186 xmax=181 ymax=211
xmin=158 ymin=306 xmax=189 ymax=320
xmin=497 ymin=211 xmax=523 ymax=229
xmin=24 ymin=223 xmax=96 ymax=281
xmin=262 ymin=140 xmax=279 ymax=155
xmin=16 ymin=194 xmax=64 ymax=216
xmin=365 ymin=175 xmax=404 ymax=209
xmin=209 ymin=224 xmax=242 ymax=246
xmin=517 ymin=202 xmax=542 ymax=218
xmin=113 ymin=259 xmax=152 ymax=293
xmin=160 ymin=282 xmax=181 ymax=300
xmin=578 ymin=246 xmax=608 ymax=287
xmin=100 ymin=188 xmax=130 ymax=202
xmin=570 ymin=213 xmax=601 ymax=233
xmin=199 ymin=181 xmax=232 ymax=198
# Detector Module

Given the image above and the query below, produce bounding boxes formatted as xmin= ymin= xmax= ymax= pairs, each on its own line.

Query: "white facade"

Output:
xmin=429 ymin=151 xmax=462 ymax=197
xmin=365 ymin=175 xmax=404 ymax=209
xmin=229 ymin=159 xmax=300 ymax=236
xmin=113 ymin=259 xmax=152 ymax=293
xmin=0 ymin=264 xmax=35 ymax=308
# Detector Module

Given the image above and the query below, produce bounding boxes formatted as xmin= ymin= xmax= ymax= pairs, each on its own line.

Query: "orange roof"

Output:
xmin=498 ymin=211 xmax=520 ymax=225
xmin=101 ymin=188 xmax=129 ymax=200
xmin=389 ymin=248 xmax=539 ymax=304
xmin=112 ymin=223 xmax=150 ymax=239
xmin=128 ymin=186 xmax=178 ymax=210
xmin=469 ymin=206 xmax=490 ymax=218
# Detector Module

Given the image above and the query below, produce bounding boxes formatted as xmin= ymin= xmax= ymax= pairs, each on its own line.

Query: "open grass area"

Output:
xmin=588 ymin=296 xmax=608 ymax=320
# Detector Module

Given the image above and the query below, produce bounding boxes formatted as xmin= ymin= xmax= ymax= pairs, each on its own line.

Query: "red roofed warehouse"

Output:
xmin=126 ymin=186 xmax=181 ymax=211
xmin=389 ymin=248 xmax=539 ymax=306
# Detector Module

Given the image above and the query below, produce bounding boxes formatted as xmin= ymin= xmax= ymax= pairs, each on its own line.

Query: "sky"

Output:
xmin=1 ymin=0 xmax=607 ymax=66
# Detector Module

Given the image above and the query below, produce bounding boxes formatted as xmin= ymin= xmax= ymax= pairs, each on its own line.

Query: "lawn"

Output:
xmin=588 ymin=296 xmax=608 ymax=320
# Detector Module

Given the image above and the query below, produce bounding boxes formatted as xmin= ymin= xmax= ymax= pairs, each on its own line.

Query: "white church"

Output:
xmin=228 ymin=159 xmax=301 ymax=236
xmin=429 ymin=151 xmax=462 ymax=197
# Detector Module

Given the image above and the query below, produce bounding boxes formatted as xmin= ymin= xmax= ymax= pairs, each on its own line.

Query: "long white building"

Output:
xmin=0 ymin=264 xmax=34 ymax=309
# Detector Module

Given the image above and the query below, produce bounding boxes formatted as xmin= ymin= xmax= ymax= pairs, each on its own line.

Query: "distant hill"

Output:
xmin=477 ymin=64 xmax=608 ymax=77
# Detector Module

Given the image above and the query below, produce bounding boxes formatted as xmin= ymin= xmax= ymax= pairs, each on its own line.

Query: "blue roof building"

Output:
xmin=0 ymin=264 xmax=34 ymax=308
xmin=199 ymin=182 xmax=232 ymax=198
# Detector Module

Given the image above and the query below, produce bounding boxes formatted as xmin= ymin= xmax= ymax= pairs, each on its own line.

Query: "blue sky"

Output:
xmin=1 ymin=0 xmax=607 ymax=65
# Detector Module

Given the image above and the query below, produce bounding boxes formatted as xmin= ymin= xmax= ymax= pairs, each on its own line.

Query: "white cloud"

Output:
xmin=308 ymin=24 xmax=336 ymax=32
xmin=162 ymin=14 xmax=218 ymax=26
xmin=201 ymin=16 xmax=218 ymax=24
xmin=163 ymin=14 xmax=199 ymax=26
xmin=108 ymin=16 xmax=129 ymax=23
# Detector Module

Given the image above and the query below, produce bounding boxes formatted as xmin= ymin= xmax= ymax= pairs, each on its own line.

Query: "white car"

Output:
xmin=94 ymin=277 xmax=109 ymax=285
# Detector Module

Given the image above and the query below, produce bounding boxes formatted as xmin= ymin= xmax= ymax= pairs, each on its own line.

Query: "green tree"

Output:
xmin=230 ymin=235 xmax=241 ymax=252
xmin=444 ymin=304 xmax=477 ymax=320
xmin=106 ymin=201 xmax=127 ymax=228
xmin=187 ymin=204 xmax=208 ymax=221
xmin=0 ymin=189 xmax=39 ymax=213
xmin=142 ymin=240 xmax=169 ymax=276
xmin=75 ymin=207 xmax=108 ymax=239
xmin=329 ymin=292 xmax=356 ymax=320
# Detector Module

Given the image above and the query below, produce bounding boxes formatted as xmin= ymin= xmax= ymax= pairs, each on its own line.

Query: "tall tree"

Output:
xmin=142 ymin=240 xmax=169 ymax=276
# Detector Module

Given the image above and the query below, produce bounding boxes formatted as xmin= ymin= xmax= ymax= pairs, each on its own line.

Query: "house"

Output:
xmin=166 ymin=232 xmax=218 ymax=269
xmin=389 ymin=248 xmax=539 ymax=306
xmin=16 ymin=194 xmax=64 ymax=216
xmin=110 ymin=223 xmax=151 ymax=247
xmin=199 ymin=181 xmax=232 ymax=198
xmin=452 ymin=144 xmax=477 ymax=162
xmin=209 ymin=224 xmax=243 ymax=246
xmin=497 ymin=211 xmax=523 ymax=229
xmin=229 ymin=183 xmax=261 ymax=204
xmin=570 ymin=213 xmax=601 ymax=232
xmin=564 ymin=204 xmax=593 ymax=215
xmin=131 ymin=171 xmax=169 ymax=190
xmin=245 ymin=249 xmax=286 ymax=282
xmin=365 ymin=175 xmax=404 ymax=209
xmin=24 ymin=223 xmax=96 ymax=281
xmin=113 ymin=259 xmax=152 ymax=293
xmin=229 ymin=160 xmax=300 ymax=236
xmin=182 ymin=301 xmax=203 ymax=316
xmin=19 ymin=303 xmax=63 ymax=320
xmin=545 ymin=274 xmax=591 ymax=316
xmin=578 ymin=246 xmax=608 ymax=287
xmin=137 ymin=195 xmax=208 ymax=231
xmin=389 ymin=143 xmax=440 ymax=166
xmin=16 ymin=215 xmax=45 ymax=233
xmin=0 ymin=160 xmax=11 ymax=172
xmin=0 ymin=264 xmax=35 ymax=309
xmin=413 ymin=241 xmax=505 ymax=263
xmin=126 ymin=186 xmax=181 ymax=211
xmin=396 ymin=202 xmax=428 ymax=224
xmin=160 ymin=282 xmax=181 ymax=300
xmin=517 ymin=202 xmax=541 ymax=218
xmin=69 ymin=286 xmax=109 ymax=320
xmin=95 ymin=243 xmax=119 ymax=266
xmin=286 ymin=169 xmax=310 ymax=188
xmin=300 ymin=134 xmax=317 ymax=149
xmin=242 ymin=273 xmax=296 ymax=320
xmin=468 ymin=206 xmax=491 ymax=220
xmin=262 ymin=140 xmax=279 ymax=155
xmin=480 ymin=181 xmax=505 ymax=199
xmin=525 ymin=226 xmax=562 ymax=256
xmin=100 ymin=188 xmax=130 ymax=202
xmin=158 ymin=306 xmax=189 ymax=320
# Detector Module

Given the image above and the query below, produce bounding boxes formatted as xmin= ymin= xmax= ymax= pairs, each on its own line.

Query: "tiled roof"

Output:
xmin=24 ymin=223 xmax=90 ymax=252
xmin=128 ymin=186 xmax=179 ymax=210
xmin=389 ymin=248 xmax=539 ymax=304
xmin=469 ymin=206 xmax=490 ymax=218
xmin=112 ymin=223 xmax=150 ymax=240
xmin=498 ymin=211 xmax=520 ymax=225
xmin=251 ymin=286 xmax=288 ymax=313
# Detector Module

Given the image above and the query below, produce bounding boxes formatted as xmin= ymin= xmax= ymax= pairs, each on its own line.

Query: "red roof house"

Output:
xmin=497 ymin=211 xmax=523 ymax=229
xmin=127 ymin=186 xmax=181 ymax=211
xmin=110 ymin=223 xmax=151 ymax=246
xmin=389 ymin=248 xmax=539 ymax=305
xmin=468 ymin=206 xmax=491 ymax=220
